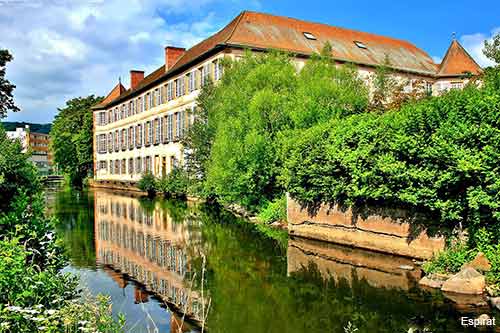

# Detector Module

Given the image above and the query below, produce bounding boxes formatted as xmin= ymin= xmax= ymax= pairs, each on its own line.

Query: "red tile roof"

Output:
xmin=94 ymin=11 xmax=480 ymax=110
xmin=92 ymin=82 xmax=126 ymax=109
xmin=438 ymin=39 xmax=483 ymax=76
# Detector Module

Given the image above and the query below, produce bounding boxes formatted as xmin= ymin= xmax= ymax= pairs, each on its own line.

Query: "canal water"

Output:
xmin=46 ymin=188 xmax=498 ymax=333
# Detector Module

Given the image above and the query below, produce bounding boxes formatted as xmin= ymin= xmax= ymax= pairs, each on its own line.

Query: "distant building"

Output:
xmin=6 ymin=125 xmax=54 ymax=175
xmin=92 ymin=11 xmax=482 ymax=186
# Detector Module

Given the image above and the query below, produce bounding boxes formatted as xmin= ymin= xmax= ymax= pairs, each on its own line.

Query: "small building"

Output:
xmin=91 ymin=11 xmax=482 ymax=186
xmin=6 ymin=125 xmax=54 ymax=175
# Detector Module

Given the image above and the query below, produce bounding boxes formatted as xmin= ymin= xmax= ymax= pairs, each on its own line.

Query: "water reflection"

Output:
xmin=49 ymin=188 xmax=499 ymax=333
xmin=94 ymin=190 xmax=206 ymax=329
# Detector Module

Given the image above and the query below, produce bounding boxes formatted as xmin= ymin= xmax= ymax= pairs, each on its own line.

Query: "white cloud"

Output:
xmin=431 ymin=56 xmax=442 ymax=64
xmin=0 ymin=0 xmax=257 ymax=123
xmin=460 ymin=28 xmax=500 ymax=68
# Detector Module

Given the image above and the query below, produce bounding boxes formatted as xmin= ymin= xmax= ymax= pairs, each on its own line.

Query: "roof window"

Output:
xmin=354 ymin=41 xmax=367 ymax=49
xmin=303 ymin=32 xmax=317 ymax=40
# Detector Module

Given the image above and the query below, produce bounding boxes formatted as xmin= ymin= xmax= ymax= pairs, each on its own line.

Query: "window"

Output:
xmin=426 ymin=82 xmax=433 ymax=95
xmin=121 ymin=105 xmax=125 ymax=119
xmin=145 ymin=121 xmax=151 ymax=146
xmin=150 ymin=91 xmax=154 ymax=108
xmin=121 ymin=129 xmax=127 ymax=150
xmin=162 ymin=115 xmax=168 ymax=143
xmin=167 ymin=114 xmax=173 ymax=142
xmin=201 ymin=64 xmax=210 ymax=86
xmin=107 ymin=133 xmax=113 ymax=153
xmin=98 ymin=160 xmax=107 ymax=172
xmin=130 ymin=101 xmax=134 ymax=116
xmin=167 ymin=82 xmax=174 ymax=101
xmin=98 ymin=134 xmax=107 ymax=153
xmin=128 ymin=158 xmax=134 ymax=175
xmin=451 ymin=82 xmax=463 ymax=90
xmin=136 ymin=157 xmax=142 ymax=174
xmin=154 ymin=118 xmax=161 ymax=144
xmin=98 ymin=112 xmax=107 ymax=126
xmin=141 ymin=96 xmax=146 ymax=112
xmin=176 ymin=77 xmax=185 ymax=97
xmin=354 ymin=41 xmax=367 ymax=49
xmin=303 ymin=32 xmax=316 ymax=40
xmin=214 ymin=60 xmax=223 ymax=81
xmin=136 ymin=124 xmax=143 ymax=148
xmin=121 ymin=159 xmax=126 ymax=174
xmin=146 ymin=156 xmax=151 ymax=173
xmin=110 ymin=160 xmax=114 ymax=175
xmin=188 ymin=71 xmax=197 ymax=92
xmin=145 ymin=93 xmax=150 ymax=110
xmin=156 ymin=88 xmax=161 ymax=105
xmin=129 ymin=126 xmax=134 ymax=150
xmin=115 ymin=159 xmax=120 ymax=174
xmin=175 ymin=112 xmax=181 ymax=140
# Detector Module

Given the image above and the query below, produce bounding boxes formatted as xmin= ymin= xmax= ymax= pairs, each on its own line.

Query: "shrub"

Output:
xmin=258 ymin=196 xmax=287 ymax=224
xmin=137 ymin=172 xmax=157 ymax=197
xmin=422 ymin=240 xmax=475 ymax=274
xmin=284 ymin=86 xmax=500 ymax=235
xmin=157 ymin=168 xmax=189 ymax=197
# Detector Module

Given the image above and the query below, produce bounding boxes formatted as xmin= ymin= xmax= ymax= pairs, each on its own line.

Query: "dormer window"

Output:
xmin=354 ymin=41 xmax=367 ymax=49
xmin=303 ymin=32 xmax=317 ymax=40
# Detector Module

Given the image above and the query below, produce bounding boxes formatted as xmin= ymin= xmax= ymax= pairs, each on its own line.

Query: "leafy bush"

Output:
xmin=0 ymin=294 xmax=125 ymax=333
xmin=474 ymin=228 xmax=500 ymax=284
xmin=157 ymin=168 xmax=189 ymax=197
xmin=184 ymin=49 xmax=368 ymax=211
xmin=258 ymin=196 xmax=287 ymax=224
xmin=422 ymin=240 xmax=475 ymax=274
xmin=137 ymin=172 xmax=157 ymax=197
xmin=284 ymin=86 xmax=500 ymax=235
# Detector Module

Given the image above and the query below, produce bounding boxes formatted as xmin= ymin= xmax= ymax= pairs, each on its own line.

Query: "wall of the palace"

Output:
xmin=93 ymin=50 xmax=230 ymax=182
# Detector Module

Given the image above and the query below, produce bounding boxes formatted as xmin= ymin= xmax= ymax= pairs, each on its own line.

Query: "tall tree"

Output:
xmin=484 ymin=33 xmax=500 ymax=65
xmin=0 ymin=49 xmax=20 ymax=119
xmin=50 ymin=95 xmax=102 ymax=187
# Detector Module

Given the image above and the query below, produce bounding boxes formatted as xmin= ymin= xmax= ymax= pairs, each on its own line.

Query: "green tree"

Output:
xmin=484 ymin=32 xmax=500 ymax=64
xmin=0 ymin=49 xmax=19 ymax=119
xmin=51 ymin=96 xmax=102 ymax=187
xmin=0 ymin=126 xmax=40 ymax=211
xmin=184 ymin=47 xmax=369 ymax=212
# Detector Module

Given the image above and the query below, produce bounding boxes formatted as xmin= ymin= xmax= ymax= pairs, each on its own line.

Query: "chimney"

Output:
xmin=130 ymin=70 xmax=144 ymax=90
xmin=165 ymin=46 xmax=186 ymax=71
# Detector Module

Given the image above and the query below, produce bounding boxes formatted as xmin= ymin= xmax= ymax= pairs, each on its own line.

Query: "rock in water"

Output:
xmin=441 ymin=267 xmax=485 ymax=294
xmin=419 ymin=275 xmax=444 ymax=289
xmin=466 ymin=252 xmax=491 ymax=272
xmin=490 ymin=297 xmax=500 ymax=311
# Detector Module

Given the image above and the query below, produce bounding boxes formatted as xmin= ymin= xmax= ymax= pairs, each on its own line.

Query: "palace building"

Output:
xmin=92 ymin=11 xmax=482 ymax=186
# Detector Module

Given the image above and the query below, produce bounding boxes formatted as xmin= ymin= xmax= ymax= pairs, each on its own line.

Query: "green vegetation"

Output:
xmin=137 ymin=171 xmax=157 ymax=197
xmin=0 ymin=50 xmax=19 ymax=119
xmin=1 ymin=116 xmax=124 ymax=331
xmin=257 ymin=195 xmax=287 ymax=224
xmin=138 ymin=168 xmax=190 ymax=198
xmin=51 ymin=95 xmax=103 ymax=187
xmin=183 ymin=48 xmax=368 ymax=216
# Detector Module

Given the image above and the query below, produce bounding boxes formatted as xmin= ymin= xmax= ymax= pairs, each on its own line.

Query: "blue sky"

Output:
xmin=1 ymin=0 xmax=499 ymax=123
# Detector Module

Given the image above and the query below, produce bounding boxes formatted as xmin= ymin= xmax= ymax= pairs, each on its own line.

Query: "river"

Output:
xmin=45 ymin=187 xmax=497 ymax=333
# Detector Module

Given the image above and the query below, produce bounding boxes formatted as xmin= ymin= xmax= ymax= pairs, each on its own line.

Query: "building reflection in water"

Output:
xmin=94 ymin=190 xmax=206 ymax=329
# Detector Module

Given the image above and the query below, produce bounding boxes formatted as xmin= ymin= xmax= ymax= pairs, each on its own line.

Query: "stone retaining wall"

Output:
xmin=287 ymin=195 xmax=445 ymax=259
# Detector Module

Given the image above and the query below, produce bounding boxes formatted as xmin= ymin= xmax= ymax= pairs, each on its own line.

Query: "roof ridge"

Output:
xmin=238 ymin=10 xmax=426 ymax=53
